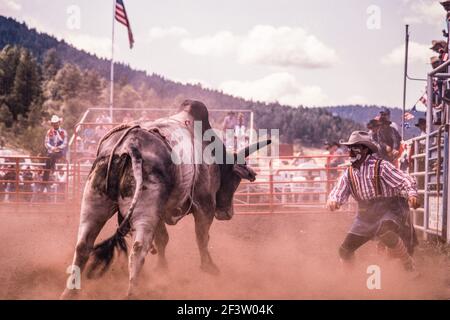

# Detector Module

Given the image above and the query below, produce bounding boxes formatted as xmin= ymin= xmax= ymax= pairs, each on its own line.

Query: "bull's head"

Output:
xmin=215 ymin=140 xmax=271 ymax=220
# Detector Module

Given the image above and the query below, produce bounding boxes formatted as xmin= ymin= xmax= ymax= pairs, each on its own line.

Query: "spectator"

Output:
xmin=21 ymin=166 xmax=33 ymax=202
xmin=95 ymin=112 xmax=112 ymax=124
xmin=415 ymin=118 xmax=426 ymax=137
xmin=222 ymin=111 xmax=237 ymax=150
xmin=414 ymin=117 xmax=427 ymax=156
xmin=75 ymin=136 xmax=84 ymax=153
xmin=325 ymin=142 xmax=345 ymax=179
xmin=139 ymin=111 xmax=149 ymax=122
xmin=366 ymin=119 xmax=380 ymax=138
xmin=43 ymin=115 xmax=68 ymax=184
xmin=82 ymin=125 xmax=97 ymax=153
xmin=430 ymin=56 xmax=441 ymax=69
xmin=373 ymin=116 xmax=401 ymax=164
xmin=95 ymin=125 xmax=108 ymax=141
xmin=430 ymin=40 xmax=448 ymax=65
xmin=123 ymin=112 xmax=134 ymax=123
xmin=0 ymin=164 xmax=5 ymax=201
xmin=55 ymin=169 xmax=67 ymax=202
xmin=379 ymin=108 xmax=400 ymax=133
xmin=223 ymin=111 xmax=237 ymax=131
xmin=4 ymin=164 xmax=17 ymax=202
xmin=235 ymin=113 xmax=247 ymax=150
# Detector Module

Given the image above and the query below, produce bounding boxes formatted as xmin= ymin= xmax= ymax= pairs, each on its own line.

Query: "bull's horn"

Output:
xmin=237 ymin=139 xmax=272 ymax=159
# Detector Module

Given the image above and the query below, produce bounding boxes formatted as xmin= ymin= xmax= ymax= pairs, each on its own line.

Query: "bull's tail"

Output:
xmin=87 ymin=139 xmax=144 ymax=279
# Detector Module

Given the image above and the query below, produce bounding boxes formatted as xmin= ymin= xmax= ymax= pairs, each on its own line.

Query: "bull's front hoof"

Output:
xmin=125 ymin=293 xmax=141 ymax=300
xmin=200 ymin=263 xmax=220 ymax=276
xmin=60 ymin=288 xmax=80 ymax=300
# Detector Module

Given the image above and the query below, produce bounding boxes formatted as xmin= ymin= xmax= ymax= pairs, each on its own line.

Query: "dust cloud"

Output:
xmin=0 ymin=207 xmax=448 ymax=299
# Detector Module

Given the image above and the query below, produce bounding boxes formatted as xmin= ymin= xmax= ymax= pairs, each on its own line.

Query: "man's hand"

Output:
xmin=327 ymin=200 xmax=340 ymax=211
xmin=408 ymin=196 xmax=420 ymax=209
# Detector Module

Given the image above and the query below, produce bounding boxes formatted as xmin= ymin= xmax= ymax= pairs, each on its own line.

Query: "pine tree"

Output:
xmin=9 ymin=48 xmax=42 ymax=120
xmin=42 ymin=48 xmax=61 ymax=81
xmin=0 ymin=45 xmax=21 ymax=96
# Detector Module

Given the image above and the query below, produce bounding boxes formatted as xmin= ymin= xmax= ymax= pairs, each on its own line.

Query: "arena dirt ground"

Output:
xmin=0 ymin=205 xmax=449 ymax=300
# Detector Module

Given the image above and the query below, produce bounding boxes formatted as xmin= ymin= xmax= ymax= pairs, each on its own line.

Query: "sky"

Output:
xmin=0 ymin=0 xmax=447 ymax=110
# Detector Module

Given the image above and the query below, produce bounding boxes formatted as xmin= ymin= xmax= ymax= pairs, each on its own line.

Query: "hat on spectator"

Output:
xmin=50 ymin=115 xmax=61 ymax=123
xmin=367 ymin=119 xmax=380 ymax=129
xmin=380 ymin=108 xmax=391 ymax=116
xmin=430 ymin=40 xmax=447 ymax=52
xmin=415 ymin=118 xmax=426 ymax=127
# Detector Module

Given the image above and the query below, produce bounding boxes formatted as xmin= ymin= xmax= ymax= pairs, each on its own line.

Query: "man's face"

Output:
xmin=348 ymin=144 xmax=369 ymax=164
xmin=371 ymin=125 xmax=380 ymax=132
xmin=52 ymin=122 xmax=60 ymax=129
xmin=419 ymin=123 xmax=426 ymax=132
xmin=380 ymin=111 xmax=390 ymax=120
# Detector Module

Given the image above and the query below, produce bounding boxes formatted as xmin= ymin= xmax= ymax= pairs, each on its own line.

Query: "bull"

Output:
xmin=61 ymin=100 xmax=270 ymax=298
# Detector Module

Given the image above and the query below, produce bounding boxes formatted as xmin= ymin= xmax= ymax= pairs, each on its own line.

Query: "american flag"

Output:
xmin=404 ymin=112 xmax=415 ymax=121
xmin=115 ymin=0 xmax=134 ymax=49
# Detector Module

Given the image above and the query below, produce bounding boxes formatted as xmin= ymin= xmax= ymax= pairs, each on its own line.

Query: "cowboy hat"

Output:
xmin=339 ymin=131 xmax=378 ymax=153
xmin=367 ymin=119 xmax=380 ymax=128
xmin=415 ymin=118 xmax=426 ymax=127
xmin=430 ymin=40 xmax=447 ymax=52
xmin=379 ymin=108 xmax=391 ymax=115
xmin=50 ymin=115 xmax=61 ymax=123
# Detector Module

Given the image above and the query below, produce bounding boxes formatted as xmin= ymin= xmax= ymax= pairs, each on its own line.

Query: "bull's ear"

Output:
xmin=233 ymin=164 xmax=257 ymax=182
xmin=236 ymin=139 xmax=271 ymax=161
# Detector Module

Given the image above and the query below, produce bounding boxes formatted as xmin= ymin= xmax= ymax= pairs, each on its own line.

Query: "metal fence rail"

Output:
xmin=0 ymin=155 xmax=69 ymax=206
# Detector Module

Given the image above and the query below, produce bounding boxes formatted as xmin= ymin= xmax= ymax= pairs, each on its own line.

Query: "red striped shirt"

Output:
xmin=329 ymin=155 xmax=417 ymax=204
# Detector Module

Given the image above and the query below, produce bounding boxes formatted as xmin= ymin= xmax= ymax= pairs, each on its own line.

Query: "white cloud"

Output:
xmin=148 ymin=26 xmax=188 ymax=41
xmin=180 ymin=31 xmax=239 ymax=57
xmin=238 ymin=25 xmax=338 ymax=68
xmin=404 ymin=0 xmax=445 ymax=26
xmin=381 ymin=41 xmax=431 ymax=65
xmin=180 ymin=25 xmax=338 ymax=69
xmin=219 ymin=72 xmax=328 ymax=107
xmin=1 ymin=0 xmax=22 ymax=12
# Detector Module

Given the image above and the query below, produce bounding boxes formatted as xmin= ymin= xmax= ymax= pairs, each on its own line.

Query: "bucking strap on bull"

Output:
xmin=326 ymin=131 xmax=420 ymax=274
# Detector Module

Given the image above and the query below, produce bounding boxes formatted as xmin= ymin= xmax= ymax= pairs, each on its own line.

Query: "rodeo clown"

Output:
xmin=326 ymin=131 xmax=420 ymax=272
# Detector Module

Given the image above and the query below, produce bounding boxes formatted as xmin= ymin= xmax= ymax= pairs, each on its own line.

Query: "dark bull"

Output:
xmin=61 ymin=100 xmax=270 ymax=298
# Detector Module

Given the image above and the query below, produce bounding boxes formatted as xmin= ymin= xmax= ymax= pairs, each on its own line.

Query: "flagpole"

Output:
xmin=401 ymin=24 xmax=409 ymax=140
xmin=109 ymin=0 xmax=116 ymax=123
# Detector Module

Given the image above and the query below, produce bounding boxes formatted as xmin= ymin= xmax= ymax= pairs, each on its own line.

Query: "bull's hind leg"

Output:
xmin=154 ymin=220 xmax=169 ymax=271
xmin=120 ymin=189 xmax=162 ymax=298
xmin=193 ymin=208 xmax=220 ymax=275
xmin=61 ymin=182 xmax=116 ymax=299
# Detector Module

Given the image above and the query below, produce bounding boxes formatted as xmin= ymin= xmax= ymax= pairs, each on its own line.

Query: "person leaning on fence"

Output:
xmin=43 ymin=115 xmax=68 ymax=183
xmin=326 ymin=131 xmax=420 ymax=274
xmin=222 ymin=111 xmax=237 ymax=150
xmin=373 ymin=115 xmax=401 ymax=163
xmin=325 ymin=141 xmax=345 ymax=179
